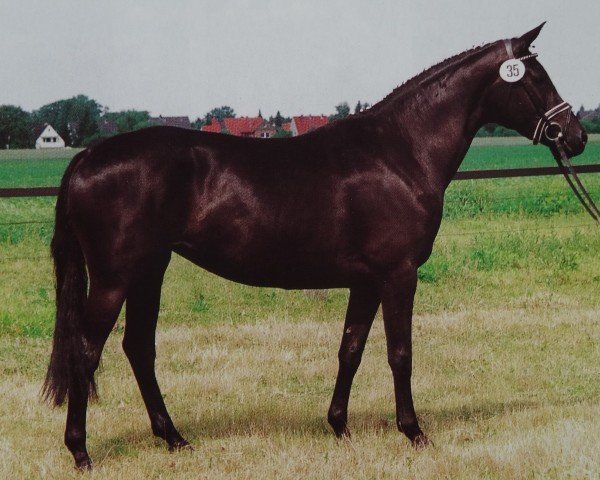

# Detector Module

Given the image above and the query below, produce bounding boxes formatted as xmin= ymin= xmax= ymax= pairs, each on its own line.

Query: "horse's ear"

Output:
xmin=516 ymin=22 xmax=546 ymax=50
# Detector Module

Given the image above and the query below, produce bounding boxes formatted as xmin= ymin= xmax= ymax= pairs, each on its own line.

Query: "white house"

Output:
xmin=34 ymin=123 xmax=66 ymax=149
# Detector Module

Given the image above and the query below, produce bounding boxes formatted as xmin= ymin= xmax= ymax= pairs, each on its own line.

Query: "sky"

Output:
xmin=1 ymin=0 xmax=598 ymax=119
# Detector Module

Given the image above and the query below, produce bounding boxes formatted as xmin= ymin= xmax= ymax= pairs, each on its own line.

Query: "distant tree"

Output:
xmin=0 ymin=105 xmax=33 ymax=148
xmin=493 ymin=126 xmax=519 ymax=136
xmin=204 ymin=106 xmax=236 ymax=122
xmin=33 ymin=95 xmax=102 ymax=146
xmin=582 ymin=118 xmax=600 ymax=134
xmin=103 ymin=110 xmax=151 ymax=133
xmin=80 ymin=132 xmax=112 ymax=147
xmin=481 ymin=123 xmax=498 ymax=136
xmin=258 ymin=109 xmax=262 ymax=118
xmin=273 ymin=111 xmax=284 ymax=127
xmin=329 ymin=102 xmax=350 ymax=122
xmin=191 ymin=117 xmax=205 ymax=130
xmin=354 ymin=101 xmax=362 ymax=114
xmin=273 ymin=128 xmax=292 ymax=138
xmin=269 ymin=111 xmax=291 ymax=125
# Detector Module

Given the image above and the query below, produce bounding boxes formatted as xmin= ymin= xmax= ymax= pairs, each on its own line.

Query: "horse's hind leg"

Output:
xmin=65 ymin=279 xmax=128 ymax=470
xmin=328 ymin=285 xmax=380 ymax=437
xmin=122 ymin=252 xmax=191 ymax=451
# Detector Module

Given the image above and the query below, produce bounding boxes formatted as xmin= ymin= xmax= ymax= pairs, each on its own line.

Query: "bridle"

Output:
xmin=503 ymin=39 xmax=600 ymax=224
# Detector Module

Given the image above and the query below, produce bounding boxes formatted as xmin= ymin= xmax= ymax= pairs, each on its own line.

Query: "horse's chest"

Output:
xmin=351 ymin=189 xmax=442 ymax=267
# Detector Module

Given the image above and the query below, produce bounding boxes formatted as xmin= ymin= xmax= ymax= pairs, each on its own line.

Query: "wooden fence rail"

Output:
xmin=1 ymin=164 xmax=599 ymax=198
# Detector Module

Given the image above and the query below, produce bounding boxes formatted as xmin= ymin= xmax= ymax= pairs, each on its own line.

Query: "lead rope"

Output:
xmin=553 ymin=138 xmax=600 ymax=224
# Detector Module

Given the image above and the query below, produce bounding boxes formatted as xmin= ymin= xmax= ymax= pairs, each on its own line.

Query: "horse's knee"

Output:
xmin=122 ymin=336 xmax=155 ymax=362
xmin=338 ymin=341 xmax=364 ymax=371
xmin=387 ymin=348 xmax=411 ymax=376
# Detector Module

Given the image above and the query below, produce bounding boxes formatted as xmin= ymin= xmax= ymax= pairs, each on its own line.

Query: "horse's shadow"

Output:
xmin=92 ymin=397 xmax=542 ymax=463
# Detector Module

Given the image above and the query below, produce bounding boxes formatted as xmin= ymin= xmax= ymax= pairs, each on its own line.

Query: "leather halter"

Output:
xmin=502 ymin=40 xmax=600 ymax=223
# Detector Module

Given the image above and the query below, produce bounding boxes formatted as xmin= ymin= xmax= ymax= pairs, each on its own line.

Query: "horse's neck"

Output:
xmin=384 ymin=58 xmax=493 ymax=189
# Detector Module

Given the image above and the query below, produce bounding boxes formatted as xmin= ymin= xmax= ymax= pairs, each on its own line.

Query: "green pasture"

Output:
xmin=0 ymin=149 xmax=78 ymax=188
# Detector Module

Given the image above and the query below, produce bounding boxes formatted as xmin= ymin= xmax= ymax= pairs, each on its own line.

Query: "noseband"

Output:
xmin=532 ymin=101 xmax=572 ymax=145
xmin=502 ymin=40 xmax=600 ymax=223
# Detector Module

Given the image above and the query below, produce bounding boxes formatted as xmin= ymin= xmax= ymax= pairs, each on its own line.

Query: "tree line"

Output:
xmin=0 ymin=96 xmax=152 ymax=149
xmin=0 ymin=97 xmax=376 ymax=149
xmin=1 ymin=96 xmax=598 ymax=149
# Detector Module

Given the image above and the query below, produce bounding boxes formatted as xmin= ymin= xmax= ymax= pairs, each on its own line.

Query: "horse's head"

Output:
xmin=485 ymin=23 xmax=587 ymax=158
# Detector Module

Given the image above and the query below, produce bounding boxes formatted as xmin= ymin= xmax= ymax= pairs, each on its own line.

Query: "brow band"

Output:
xmin=504 ymin=39 xmax=538 ymax=62
xmin=517 ymin=53 xmax=538 ymax=62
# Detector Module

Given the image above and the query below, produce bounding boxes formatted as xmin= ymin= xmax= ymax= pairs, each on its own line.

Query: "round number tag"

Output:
xmin=499 ymin=59 xmax=526 ymax=82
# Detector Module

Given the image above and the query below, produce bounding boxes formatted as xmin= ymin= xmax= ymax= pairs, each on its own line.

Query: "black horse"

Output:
xmin=44 ymin=24 xmax=587 ymax=469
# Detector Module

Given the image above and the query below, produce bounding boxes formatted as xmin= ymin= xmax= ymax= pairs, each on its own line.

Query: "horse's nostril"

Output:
xmin=581 ymin=130 xmax=588 ymax=145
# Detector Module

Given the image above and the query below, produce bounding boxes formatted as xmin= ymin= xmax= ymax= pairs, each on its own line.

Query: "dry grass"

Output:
xmin=0 ymin=304 xmax=597 ymax=479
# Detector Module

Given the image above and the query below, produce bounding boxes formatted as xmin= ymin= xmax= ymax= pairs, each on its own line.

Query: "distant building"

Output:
xmin=253 ymin=122 xmax=277 ymax=139
xmin=33 ymin=123 xmax=66 ymax=149
xmin=290 ymin=115 xmax=329 ymax=136
xmin=98 ymin=119 xmax=119 ymax=136
xmin=201 ymin=116 xmax=277 ymax=138
xmin=223 ymin=117 xmax=265 ymax=137
xmin=201 ymin=117 xmax=222 ymax=133
xmin=149 ymin=115 xmax=191 ymax=129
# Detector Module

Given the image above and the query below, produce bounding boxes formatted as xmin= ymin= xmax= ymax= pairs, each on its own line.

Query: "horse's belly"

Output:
xmin=172 ymin=239 xmax=361 ymax=289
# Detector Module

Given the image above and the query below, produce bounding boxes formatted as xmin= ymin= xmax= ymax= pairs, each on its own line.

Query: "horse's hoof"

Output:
xmin=168 ymin=440 xmax=194 ymax=453
xmin=74 ymin=456 xmax=93 ymax=471
xmin=338 ymin=427 xmax=352 ymax=441
xmin=330 ymin=423 xmax=351 ymax=439
xmin=411 ymin=433 xmax=433 ymax=449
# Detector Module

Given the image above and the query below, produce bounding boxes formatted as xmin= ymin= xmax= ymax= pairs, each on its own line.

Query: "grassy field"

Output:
xmin=0 ymin=139 xmax=598 ymax=478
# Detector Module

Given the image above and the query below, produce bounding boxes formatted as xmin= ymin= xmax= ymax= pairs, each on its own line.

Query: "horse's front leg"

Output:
xmin=328 ymin=285 xmax=380 ymax=438
xmin=381 ymin=268 xmax=430 ymax=448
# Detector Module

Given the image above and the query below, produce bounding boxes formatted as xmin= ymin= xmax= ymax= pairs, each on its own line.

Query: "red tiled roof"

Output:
xmin=224 ymin=116 xmax=264 ymax=136
xmin=281 ymin=122 xmax=291 ymax=132
xmin=201 ymin=117 xmax=222 ymax=133
xmin=292 ymin=115 xmax=329 ymax=135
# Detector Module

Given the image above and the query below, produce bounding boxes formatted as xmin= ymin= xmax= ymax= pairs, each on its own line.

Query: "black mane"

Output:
xmin=368 ymin=41 xmax=499 ymax=113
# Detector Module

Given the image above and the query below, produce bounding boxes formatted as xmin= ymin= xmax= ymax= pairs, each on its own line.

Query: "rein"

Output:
xmin=503 ymin=40 xmax=600 ymax=224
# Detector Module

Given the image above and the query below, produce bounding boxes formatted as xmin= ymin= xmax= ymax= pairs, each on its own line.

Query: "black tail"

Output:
xmin=42 ymin=150 xmax=95 ymax=406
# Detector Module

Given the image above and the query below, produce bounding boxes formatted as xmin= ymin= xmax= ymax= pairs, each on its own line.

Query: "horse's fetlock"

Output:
xmin=398 ymin=420 xmax=422 ymax=439
xmin=65 ymin=428 xmax=86 ymax=452
xmin=327 ymin=406 xmax=347 ymax=436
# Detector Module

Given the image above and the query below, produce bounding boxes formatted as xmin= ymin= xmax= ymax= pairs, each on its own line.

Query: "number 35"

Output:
xmin=506 ymin=63 xmax=520 ymax=77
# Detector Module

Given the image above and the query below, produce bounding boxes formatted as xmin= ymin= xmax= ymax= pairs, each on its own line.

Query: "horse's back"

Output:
xmin=62 ymin=128 xmax=342 ymax=282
